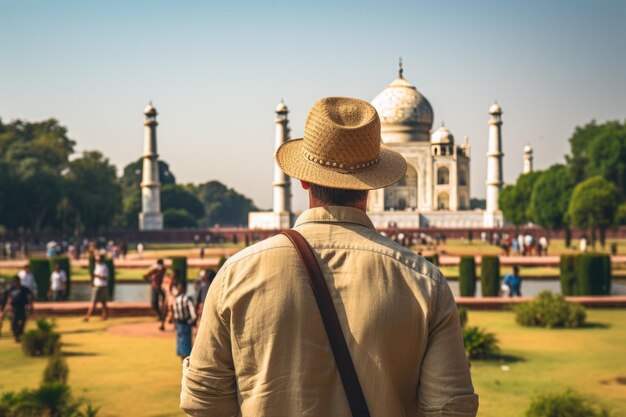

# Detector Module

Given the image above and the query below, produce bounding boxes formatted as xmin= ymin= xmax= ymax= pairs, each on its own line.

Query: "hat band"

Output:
xmin=302 ymin=149 xmax=380 ymax=173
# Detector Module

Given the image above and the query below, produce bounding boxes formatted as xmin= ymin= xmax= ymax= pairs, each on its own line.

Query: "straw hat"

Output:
xmin=275 ymin=97 xmax=407 ymax=190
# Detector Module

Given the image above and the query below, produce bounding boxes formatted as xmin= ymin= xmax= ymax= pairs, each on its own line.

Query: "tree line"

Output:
xmin=0 ymin=117 xmax=258 ymax=236
xmin=500 ymin=120 xmax=626 ymax=246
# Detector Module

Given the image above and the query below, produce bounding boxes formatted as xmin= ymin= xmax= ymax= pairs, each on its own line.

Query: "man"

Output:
xmin=172 ymin=281 xmax=197 ymax=362
xmin=503 ymin=265 xmax=523 ymax=297
xmin=144 ymin=259 xmax=167 ymax=330
xmin=83 ymin=256 xmax=109 ymax=321
xmin=17 ymin=264 xmax=37 ymax=298
xmin=181 ymin=97 xmax=478 ymax=416
xmin=3 ymin=276 xmax=34 ymax=342
xmin=195 ymin=269 xmax=215 ymax=320
xmin=49 ymin=262 xmax=68 ymax=301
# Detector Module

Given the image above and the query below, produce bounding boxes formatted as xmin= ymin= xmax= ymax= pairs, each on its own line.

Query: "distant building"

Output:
xmin=139 ymin=103 xmax=164 ymax=230
xmin=248 ymin=101 xmax=293 ymax=230
xmin=367 ymin=62 xmax=503 ymax=228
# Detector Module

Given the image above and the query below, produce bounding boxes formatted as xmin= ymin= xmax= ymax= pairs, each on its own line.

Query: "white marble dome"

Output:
xmin=431 ymin=125 xmax=454 ymax=144
xmin=144 ymin=103 xmax=157 ymax=116
xmin=489 ymin=103 xmax=502 ymax=114
xmin=371 ymin=74 xmax=434 ymax=143
xmin=275 ymin=100 xmax=288 ymax=113
xmin=524 ymin=144 xmax=533 ymax=153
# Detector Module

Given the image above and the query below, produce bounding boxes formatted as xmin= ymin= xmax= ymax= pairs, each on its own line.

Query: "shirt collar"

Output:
xmin=294 ymin=206 xmax=375 ymax=230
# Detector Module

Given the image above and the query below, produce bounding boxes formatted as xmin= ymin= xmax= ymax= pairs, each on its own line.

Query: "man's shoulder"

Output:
xmin=222 ymin=234 xmax=293 ymax=268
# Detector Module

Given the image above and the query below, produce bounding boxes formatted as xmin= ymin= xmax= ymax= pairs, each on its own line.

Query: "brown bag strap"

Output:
xmin=281 ymin=230 xmax=371 ymax=417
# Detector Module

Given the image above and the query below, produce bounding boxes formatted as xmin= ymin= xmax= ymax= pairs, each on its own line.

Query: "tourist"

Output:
xmin=48 ymin=262 xmax=68 ymax=301
xmin=172 ymin=281 xmax=197 ymax=362
xmin=83 ymin=256 xmax=109 ymax=321
xmin=120 ymin=241 xmax=128 ymax=259
xmin=195 ymin=269 xmax=215 ymax=320
xmin=17 ymin=264 xmax=38 ymax=297
xmin=539 ymin=236 xmax=549 ymax=256
xmin=137 ymin=242 xmax=144 ymax=258
xmin=503 ymin=265 xmax=523 ymax=297
xmin=0 ymin=278 xmax=8 ymax=336
xmin=3 ymin=276 xmax=34 ymax=342
xmin=517 ymin=234 xmax=525 ymax=256
xmin=181 ymin=97 xmax=477 ymax=416
xmin=144 ymin=259 xmax=167 ymax=331
xmin=579 ymin=235 xmax=587 ymax=252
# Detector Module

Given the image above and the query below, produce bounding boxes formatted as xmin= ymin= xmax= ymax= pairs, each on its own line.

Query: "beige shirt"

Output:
xmin=181 ymin=206 xmax=478 ymax=417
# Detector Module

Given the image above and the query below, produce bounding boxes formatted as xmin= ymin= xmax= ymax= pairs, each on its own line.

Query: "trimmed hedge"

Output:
xmin=559 ymin=255 xmax=577 ymax=296
xmin=29 ymin=258 xmax=50 ymax=301
xmin=424 ymin=254 xmax=439 ymax=266
xmin=459 ymin=256 xmax=477 ymax=297
xmin=170 ymin=256 xmax=188 ymax=285
xmin=50 ymin=256 xmax=71 ymax=299
xmin=480 ymin=256 xmax=500 ymax=297
xmin=576 ymin=253 xmax=611 ymax=295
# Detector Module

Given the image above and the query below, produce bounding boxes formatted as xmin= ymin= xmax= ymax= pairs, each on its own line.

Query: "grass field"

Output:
xmin=1 ymin=310 xmax=624 ymax=417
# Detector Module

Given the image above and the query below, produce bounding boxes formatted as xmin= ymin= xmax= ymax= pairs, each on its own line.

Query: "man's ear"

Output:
xmin=300 ymin=180 xmax=311 ymax=190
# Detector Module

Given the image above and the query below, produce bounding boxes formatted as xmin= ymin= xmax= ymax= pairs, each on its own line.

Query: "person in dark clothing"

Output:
xmin=196 ymin=269 xmax=216 ymax=320
xmin=144 ymin=259 xmax=167 ymax=330
xmin=3 ymin=276 xmax=34 ymax=342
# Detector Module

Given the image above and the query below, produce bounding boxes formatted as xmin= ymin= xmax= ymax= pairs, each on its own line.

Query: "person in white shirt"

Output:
xmin=17 ymin=264 xmax=38 ymax=298
xmin=83 ymin=256 xmax=109 ymax=321
xmin=48 ymin=263 xmax=67 ymax=301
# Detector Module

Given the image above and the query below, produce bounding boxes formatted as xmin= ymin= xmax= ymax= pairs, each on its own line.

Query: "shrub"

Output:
xmin=480 ymin=256 xmax=500 ymax=297
xmin=424 ymin=254 xmax=439 ymax=266
xmin=170 ymin=256 xmax=188 ymax=285
xmin=22 ymin=319 xmax=61 ymax=357
xmin=43 ymin=354 xmax=69 ymax=385
xmin=50 ymin=256 xmax=71 ymax=299
xmin=576 ymin=253 xmax=611 ymax=296
xmin=525 ymin=390 xmax=611 ymax=417
xmin=559 ymin=255 xmax=577 ymax=296
xmin=458 ymin=307 xmax=468 ymax=328
xmin=29 ymin=258 xmax=51 ymax=301
xmin=462 ymin=326 xmax=500 ymax=359
xmin=218 ymin=256 xmax=228 ymax=269
xmin=515 ymin=291 xmax=586 ymax=328
xmin=0 ymin=383 xmax=99 ymax=417
xmin=459 ymin=256 xmax=476 ymax=297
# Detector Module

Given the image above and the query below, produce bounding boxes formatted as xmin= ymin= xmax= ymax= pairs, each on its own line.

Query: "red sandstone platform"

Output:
xmin=2 ymin=255 xmax=625 ymax=270
xmin=31 ymin=296 xmax=626 ymax=317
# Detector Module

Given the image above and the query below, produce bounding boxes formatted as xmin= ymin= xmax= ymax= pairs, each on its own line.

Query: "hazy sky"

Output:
xmin=1 ymin=0 xmax=625 ymax=212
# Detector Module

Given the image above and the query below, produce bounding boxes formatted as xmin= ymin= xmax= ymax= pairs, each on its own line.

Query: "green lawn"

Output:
xmin=1 ymin=310 xmax=625 ymax=417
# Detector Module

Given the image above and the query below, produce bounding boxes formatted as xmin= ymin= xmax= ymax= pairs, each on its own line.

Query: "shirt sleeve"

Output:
xmin=418 ymin=276 xmax=479 ymax=417
xmin=180 ymin=268 xmax=238 ymax=417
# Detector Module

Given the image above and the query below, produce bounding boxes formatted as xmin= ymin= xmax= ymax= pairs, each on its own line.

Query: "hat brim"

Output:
xmin=275 ymin=138 xmax=407 ymax=190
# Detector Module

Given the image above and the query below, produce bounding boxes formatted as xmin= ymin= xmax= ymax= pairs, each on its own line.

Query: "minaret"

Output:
xmin=523 ymin=144 xmax=534 ymax=174
xmin=139 ymin=103 xmax=163 ymax=230
xmin=484 ymin=102 xmax=504 ymax=227
xmin=273 ymin=100 xmax=291 ymax=215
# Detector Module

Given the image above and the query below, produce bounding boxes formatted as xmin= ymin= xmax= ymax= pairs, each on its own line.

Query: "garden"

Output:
xmin=1 ymin=305 xmax=624 ymax=416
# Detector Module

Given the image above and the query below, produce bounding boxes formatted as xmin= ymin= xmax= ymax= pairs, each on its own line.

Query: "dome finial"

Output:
xmin=398 ymin=56 xmax=404 ymax=79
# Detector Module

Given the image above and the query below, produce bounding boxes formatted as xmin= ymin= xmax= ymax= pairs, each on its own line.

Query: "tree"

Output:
xmin=191 ymin=181 xmax=258 ymax=226
xmin=530 ymin=164 xmax=574 ymax=232
xmin=117 ymin=158 xmax=176 ymax=228
xmin=567 ymin=176 xmax=620 ymax=247
xmin=0 ymin=118 xmax=75 ymax=234
xmin=499 ymin=171 xmax=542 ymax=226
xmin=164 ymin=208 xmax=198 ymax=228
xmin=161 ymin=184 xmax=205 ymax=220
xmin=65 ymin=151 xmax=122 ymax=233
xmin=566 ymin=120 xmax=626 ymax=193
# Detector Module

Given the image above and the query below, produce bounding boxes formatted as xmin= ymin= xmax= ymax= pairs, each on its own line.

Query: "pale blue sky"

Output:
xmin=1 ymin=0 xmax=625 ymax=211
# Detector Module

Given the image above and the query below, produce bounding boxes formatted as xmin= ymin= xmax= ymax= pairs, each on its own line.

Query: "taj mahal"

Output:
xmin=249 ymin=61 xmax=536 ymax=230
